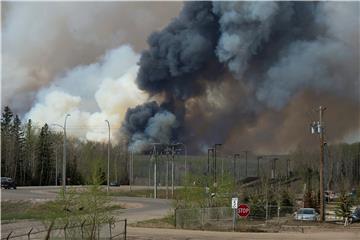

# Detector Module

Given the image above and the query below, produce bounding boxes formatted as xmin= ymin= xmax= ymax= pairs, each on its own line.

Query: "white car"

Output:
xmin=294 ymin=208 xmax=318 ymax=221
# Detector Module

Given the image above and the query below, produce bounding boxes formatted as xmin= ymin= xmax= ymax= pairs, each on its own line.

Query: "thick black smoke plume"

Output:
xmin=122 ymin=1 xmax=359 ymax=153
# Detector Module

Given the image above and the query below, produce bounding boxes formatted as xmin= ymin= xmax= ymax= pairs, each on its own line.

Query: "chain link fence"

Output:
xmin=175 ymin=205 xmax=296 ymax=231
xmin=1 ymin=218 xmax=127 ymax=240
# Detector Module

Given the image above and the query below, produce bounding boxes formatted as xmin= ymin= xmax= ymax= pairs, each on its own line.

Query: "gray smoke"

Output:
xmin=122 ymin=1 xmax=359 ymax=153
xmin=136 ymin=1 xmax=221 ymax=99
xmin=122 ymin=101 xmax=178 ymax=152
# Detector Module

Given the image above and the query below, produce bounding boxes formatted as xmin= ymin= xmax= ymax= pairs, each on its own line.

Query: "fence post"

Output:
xmin=64 ymin=222 xmax=69 ymax=240
xmin=174 ymin=208 xmax=177 ymax=228
xmin=277 ymin=204 xmax=280 ymax=224
xmin=81 ymin=220 xmax=86 ymax=239
xmin=45 ymin=221 xmax=54 ymax=240
xmin=6 ymin=231 xmax=12 ymax=240
xmin=232 ymin=208 xmax=236 ymax=232
xmin=265 ymin=200 xmax=269 ymax=222
xmin=124 ymin=219 xmax=127 ymax=240
xmin=109 ymin=219 xmax=112 ymax=239
xmin=97 ymin=223 xmax=100 ymax=240
xmin=27 ymin=228 xmax=33 ymax=240
xmin=201 ymin=208 xmax=204 ymax=230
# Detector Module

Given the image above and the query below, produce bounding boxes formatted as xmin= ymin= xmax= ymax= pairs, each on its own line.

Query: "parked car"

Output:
xmin=349 ymin=207 xmax=360 ymax=223
xmin=109 ymin=181 xmax=120 ymax=187
xmin=294 ymin=208 xmax=318 ymax=221
xmin=1 ymin=177 xmax=17 ymax=189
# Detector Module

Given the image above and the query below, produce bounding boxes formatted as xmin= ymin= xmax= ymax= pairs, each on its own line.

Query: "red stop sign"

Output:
xmin=237 ymin=204 xmax=250 ymax=218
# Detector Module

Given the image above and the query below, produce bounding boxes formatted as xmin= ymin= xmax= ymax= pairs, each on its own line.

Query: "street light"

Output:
xmin=63 ymin=114 xmax=70 ymax=193
xmin=214 ymin=143 xmax=222 ymax=184
xmin=233 ymin=154 xmax=240 ymax=185
xmin=257 ymin=156 xmax=263 ymax=178
xmin=242 ymin=150 xmax=249 ymax=178
xmin=152 ymin=143 xmax=162 ymax=199
xmin=271 ymin=158 xmax=278 ymax=179
xmin=207 ymin=148 xmax=214 ymax=177
xmin=52 ymin=114 xmax=70 ymax=193
xmin=105 ymin=120 xmax=110 ymax=193
xmin=167 ymin=142 xmax=187 ymax=197
xmin=174 ymin=143 xmax=187 ymax=180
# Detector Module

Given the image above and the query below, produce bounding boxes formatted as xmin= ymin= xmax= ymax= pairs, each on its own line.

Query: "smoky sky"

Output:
xmin=2 ymin=1 xmax=358 ymax=153
xmin=2 ymin=1 xmax=182 ymax=114
xmin=122 ymin=1 xmax=359 ymax=153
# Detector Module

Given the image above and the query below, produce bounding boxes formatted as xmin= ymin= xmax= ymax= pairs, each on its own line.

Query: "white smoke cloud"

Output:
xmin=2 ymin=1 xmax=181 ymax=113
xmin=25 ymin=45 xmax=148 ymax=142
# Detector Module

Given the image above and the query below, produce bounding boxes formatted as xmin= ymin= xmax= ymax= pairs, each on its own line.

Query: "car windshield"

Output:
xmin=298 ymin=209 xmax=314 ymax=215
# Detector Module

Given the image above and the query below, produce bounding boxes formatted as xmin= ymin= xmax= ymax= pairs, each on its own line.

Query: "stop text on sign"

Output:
xmin=237 ymin=204 xmax=250 ymax=218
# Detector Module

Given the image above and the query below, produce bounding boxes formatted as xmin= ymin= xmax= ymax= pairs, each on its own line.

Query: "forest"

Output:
xmin=1 ymin=106 xmax=359 ymax=191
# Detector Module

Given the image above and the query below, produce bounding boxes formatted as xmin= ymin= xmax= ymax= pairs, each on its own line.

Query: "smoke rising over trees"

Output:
xmin=2 ymin=1 xmax=359 ymax=154
xmin=122 ymin=1 xmax=359 ymax=153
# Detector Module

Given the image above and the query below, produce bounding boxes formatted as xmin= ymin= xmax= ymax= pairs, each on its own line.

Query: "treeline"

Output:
xmin=291 ymin=141 xmax=360 ymax=191
xmin=1 ymin=106 xmax=130 ymax=186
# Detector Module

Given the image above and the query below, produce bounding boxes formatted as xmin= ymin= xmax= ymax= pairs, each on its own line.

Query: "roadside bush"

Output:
xmin=335 ymin=191 xmax=353 ymax=221
xmin=45 ymin=161 xmax=113 ymax=239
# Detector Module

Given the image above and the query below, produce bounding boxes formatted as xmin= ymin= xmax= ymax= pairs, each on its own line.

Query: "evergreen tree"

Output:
xmin=36 ymin=124 xmax=53 ymax=185
xmin=1 ymin=106 xmax=13 ymax=177
xmin=12 ymin=115 xmax=26 ymax=185
xmin=24 ymin=119 xmax=37 ymax=184
xmin=67 ymin=155 xmax=84 ymax=185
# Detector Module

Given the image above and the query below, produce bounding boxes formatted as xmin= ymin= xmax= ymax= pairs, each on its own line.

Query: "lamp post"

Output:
xmin=175 ymin=143 xmax=187 ymax=181
xmin=105 ymin=120 xmax=110 ymax=193
xmin=242 ymin=150 xmax=249 ymax=178
xmin=152 ymin=143 xmax=161 ymax=199
xmin=53 ymin=114 xmax=71 ymax=193
xmin=207 ymin=148 xmax=214 ymax=178
xmin=271 ymin=158 xmax=278 ymax=179
xmin=257 ymin=156 xmax=263 ymax=178
xmin=233 ymin=154 xmax=240 ymax=185
xmin=286 ymin=159 xmax=291 ymax=179
xmin=214 ymin=143 xmax=222 ymax=185
xmin=171 ymin=145 xmax=175 ymax=198
xmin=52 ymin=114 xmax=70 ymax=193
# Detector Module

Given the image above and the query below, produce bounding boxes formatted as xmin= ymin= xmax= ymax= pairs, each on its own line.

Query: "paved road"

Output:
xmin=1 ymin=186 xmax=171 ymax=223
xmin=3 ymin=187 xmax=360 ymax=240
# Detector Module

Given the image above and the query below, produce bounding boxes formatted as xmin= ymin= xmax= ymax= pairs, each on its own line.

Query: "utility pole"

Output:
xmin=319 ymin=106 xmax=326 ymax=222
xmin=310 ymin=106 xmax=327 ymax=222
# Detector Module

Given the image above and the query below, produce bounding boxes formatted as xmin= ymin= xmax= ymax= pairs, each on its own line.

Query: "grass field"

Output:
xmin=1 ymin=200 xmax=124 ymax=221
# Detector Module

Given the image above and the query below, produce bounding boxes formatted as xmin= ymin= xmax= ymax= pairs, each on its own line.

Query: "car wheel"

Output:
xmin=13 ymin=186 xmax=16 ymax=189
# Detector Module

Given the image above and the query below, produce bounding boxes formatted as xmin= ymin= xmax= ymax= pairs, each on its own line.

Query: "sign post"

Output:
xmin=231 ymin=198 xmax=238 ymax=231
xmin=237 ymin=204 xmax=250 ymax=218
